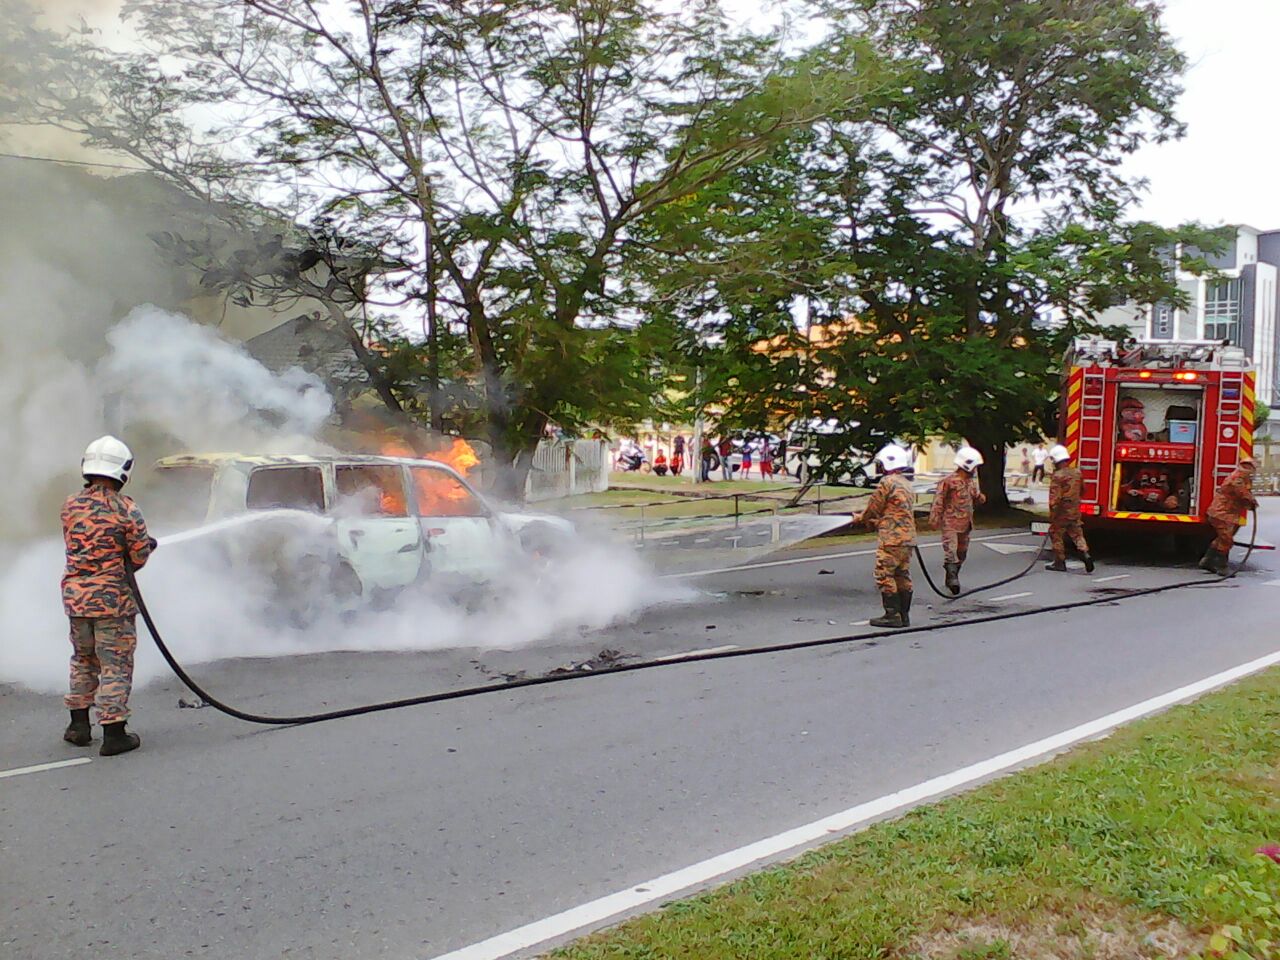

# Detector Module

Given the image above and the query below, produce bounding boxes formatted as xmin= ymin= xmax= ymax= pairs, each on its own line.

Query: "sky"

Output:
xmin=20 ymin=0 xmax=1280 ymax=231
xmin=1122 ymin=0 xmax=1280 ymax=230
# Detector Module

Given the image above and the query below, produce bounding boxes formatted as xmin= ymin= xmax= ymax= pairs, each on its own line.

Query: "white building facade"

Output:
xmin=1146 ymin=225 xmax=1280 ymax=406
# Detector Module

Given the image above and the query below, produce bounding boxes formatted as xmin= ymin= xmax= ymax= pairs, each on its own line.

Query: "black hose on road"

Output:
xmin=124 ymin=509 xmax=1258 ymax=728
xmin=913 ymin=536 xmax=1049 ymax=601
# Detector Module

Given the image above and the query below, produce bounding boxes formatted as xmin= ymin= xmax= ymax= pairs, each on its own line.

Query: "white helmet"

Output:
xmin=954 ymin=446 xmax=984 ymax=472
xmin=874 ymin=443 xmax=912 ymax=473
xmin=81 ymin=435 xmax=135 ymax=484
xmin=1048 ymin=444 xmax=1071 ymax=464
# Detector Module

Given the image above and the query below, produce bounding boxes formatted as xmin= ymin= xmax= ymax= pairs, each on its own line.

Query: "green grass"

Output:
xmin=553 ymin=668 xmax=1280 ymax=960
xmin=608 ymin=471 xmax=801 ymax=495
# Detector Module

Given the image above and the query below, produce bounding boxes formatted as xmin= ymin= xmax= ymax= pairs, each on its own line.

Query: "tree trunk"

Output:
xmin=974 ymin=440 xmax=1009 ymax=513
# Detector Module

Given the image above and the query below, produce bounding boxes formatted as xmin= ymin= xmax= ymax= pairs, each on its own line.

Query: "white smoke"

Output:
xmin=0 ymin=164 xmax=677 ymax=696
xmin=102 ymin=307 xmax=334 ymax=449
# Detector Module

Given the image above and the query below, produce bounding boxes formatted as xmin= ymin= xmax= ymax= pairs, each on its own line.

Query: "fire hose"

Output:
xmin=914 ymin=509 xmax=1258 ymax=602
xmin=124 ymin=509 xmax=1259 ymax=728
xmin=913 ymin=537 xmax=1050 ymax=601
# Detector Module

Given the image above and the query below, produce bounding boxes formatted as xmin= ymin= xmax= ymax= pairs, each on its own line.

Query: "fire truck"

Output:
xmin=1058 ymin=337 xmax=1256 ymax=546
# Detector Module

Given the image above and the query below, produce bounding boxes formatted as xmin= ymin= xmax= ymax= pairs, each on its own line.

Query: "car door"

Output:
xmin=407 ymin=464 xmax=506 ymax=579
xmin=331 ymin=463 xmax=425 ymax=590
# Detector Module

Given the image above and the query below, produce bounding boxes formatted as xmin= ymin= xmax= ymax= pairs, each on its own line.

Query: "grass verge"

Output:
xmin=553 ymin=668 xmax=1280 ymax=960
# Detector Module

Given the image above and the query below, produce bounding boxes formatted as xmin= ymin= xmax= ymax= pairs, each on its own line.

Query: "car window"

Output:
xmin=149 ymin=465 xmax=215 ymax=526
xmin=335 ymin=465 xmax=408 ymax=517
xmin=246 ymin=465 xmax=326 ymax=512
xmin=409 ymin=467 xmax=487 ymax=518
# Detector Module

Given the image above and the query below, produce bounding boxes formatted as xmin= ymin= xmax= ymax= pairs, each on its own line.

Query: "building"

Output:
xmin=1143 ymin=225 xmax=1279 ymax=407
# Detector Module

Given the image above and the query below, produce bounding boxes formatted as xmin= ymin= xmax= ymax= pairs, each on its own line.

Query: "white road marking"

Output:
xmin=987 ymin=591 xmax=1033 ymax=603
xmin=424 ymin=647 xmax=1280 ymax=960
xmin=669 ymin=532 xmax=1037 ymax=579
xmin=983 ymin=542 xmax=1041 ymax=555
xmin=1263 ymin=579 xmax=1280 ymax=587
xmin=654 ymin=645 xmax=738 ymax=662
xmin=0 ymin=758 xmax=92 ymax=781
xmin=851 ymin=619 xmax=871 ymax=626
xmin=1094 ymin=574 xmax=1132 ymax=583
xmin=693 ymin=538 xmax=711 ymax=544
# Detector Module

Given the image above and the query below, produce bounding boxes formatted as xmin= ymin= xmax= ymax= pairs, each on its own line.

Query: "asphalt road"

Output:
xmin=4 ymin=505 xmax=1279 ymax=960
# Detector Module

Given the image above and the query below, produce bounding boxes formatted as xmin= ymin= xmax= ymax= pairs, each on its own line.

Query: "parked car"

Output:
xmin=147 ymin=453 xmax=575 ymax=619
xmin=781 ymin=420 xmax=913 ymax=486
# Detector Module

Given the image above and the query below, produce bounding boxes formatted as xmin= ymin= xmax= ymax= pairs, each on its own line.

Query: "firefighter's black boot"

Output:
xmin=1045 ymin=557 xmax=1068 ymax=572
xmin=944 ymin=563 xmax=960 ymax=596
xmin=63 ymin=709 xmax=92 ymax=747
xmin=1083 ymin=553 xmax=1095 ymax=574
xmin=899 ymin=590 xmax=913 ymax=627
xmin=100 ymin=722 xmax=140 ymax=757
xmin=1199 ymin=547 xmax=1227 ymax=575
xmin=869 ymin=593 xmax=903 ymax=628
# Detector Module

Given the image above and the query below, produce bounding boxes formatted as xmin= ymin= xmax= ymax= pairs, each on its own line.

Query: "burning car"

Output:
xmin=147 ymin=453 xmax=574 ymax=619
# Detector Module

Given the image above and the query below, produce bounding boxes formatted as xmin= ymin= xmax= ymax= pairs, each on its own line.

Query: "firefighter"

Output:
xmin=929 ymin=446 xmax=986 ymax=595
xmin=1045 ymin=444 xmax=1094 ymax=573
xmin=852 ymin=443 xmax=916 ymax=628
xmin=1200 ymin=455 xmax=1258 ymax=575
xmin=61 ymin=436 xmax=156 ymax=756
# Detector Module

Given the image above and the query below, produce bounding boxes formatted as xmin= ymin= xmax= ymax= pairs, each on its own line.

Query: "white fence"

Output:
xmin=525 ymin=439 xmax=610 ymax=502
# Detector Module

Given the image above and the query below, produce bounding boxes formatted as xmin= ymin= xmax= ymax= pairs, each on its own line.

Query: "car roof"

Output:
xmin=154 ymin=452 xmax=468 ymax=478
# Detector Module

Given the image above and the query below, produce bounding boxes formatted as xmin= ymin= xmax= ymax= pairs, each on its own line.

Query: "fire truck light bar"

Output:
xmin=1081 ymin=504 xmax=1101 ymax=515
xmin=1172 ymin=372 xmax=1199 ymax=381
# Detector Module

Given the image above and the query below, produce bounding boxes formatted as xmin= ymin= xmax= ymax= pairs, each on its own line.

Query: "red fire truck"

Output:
xmin=1058 ymin=337 xmax=1256 ymax=545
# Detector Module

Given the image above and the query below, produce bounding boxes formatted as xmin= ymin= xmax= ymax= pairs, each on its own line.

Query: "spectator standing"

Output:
xmin=741 ymin=439 xmax=753 ymax=479
xmin=671 ymin=435 xmax=685 ymax=476
xmin=718 ymin=437 xmax=732 ymax=480
xmin=1031 ymin=445 xmax=1047 ymax=483
xmin=760 ymin=437 xmax=774 ymax=478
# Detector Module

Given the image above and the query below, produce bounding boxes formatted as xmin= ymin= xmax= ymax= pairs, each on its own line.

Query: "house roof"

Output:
xmin=243 ymin=313 xmax=368 ymax=393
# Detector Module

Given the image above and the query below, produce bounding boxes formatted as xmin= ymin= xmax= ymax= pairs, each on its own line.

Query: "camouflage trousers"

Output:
xmin=941 ymin=528 xmax=972 ymax=565
xmin=64 ymin=616 xmax=137 ymax=724
xmin=1209 ymin=519 xmax=1239 ymax=554
xmin=874 ymin=543 xmax=913 ymax=595
xmin=1049 ymin=520 xmax=1089 ymax=563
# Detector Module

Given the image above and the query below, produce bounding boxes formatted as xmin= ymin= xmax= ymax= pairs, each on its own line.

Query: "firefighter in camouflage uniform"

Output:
xmin=853 ymin=444 xmax=916 ymax=628
xmin=929 ymin=446 xmax=986 ymax=595
xmin=61 ymin=436 xmax=155 ymax=756
xmin=1200 ymin=455 xmax=1257 ymax=575
xmin=1045 ymin=444 xmax=1094 ymax=573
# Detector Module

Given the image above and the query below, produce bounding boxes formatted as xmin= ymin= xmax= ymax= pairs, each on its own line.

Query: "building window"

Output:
xmin=1203 ymin=278 xmax=1241 ymax=343
xmin=1154 ymin=304 xmax=1172 ymax=337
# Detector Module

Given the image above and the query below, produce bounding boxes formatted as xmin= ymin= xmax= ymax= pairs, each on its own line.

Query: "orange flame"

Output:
xmin=374 ymin=436 xmax=483 ymax=516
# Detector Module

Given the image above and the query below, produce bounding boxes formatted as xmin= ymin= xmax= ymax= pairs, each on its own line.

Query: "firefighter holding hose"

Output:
xmin=930 ymin=446 xmax=986 ymax=595
xmin=852 ymin=444 xmax=916 ymax=628
xmin=1045 ymin=444 xmax=1095 ymax=573
xmin=1201 ymin=455 xmax=1257 ymax=575
xmin=60 ymin=436 xmax=155 ymax=756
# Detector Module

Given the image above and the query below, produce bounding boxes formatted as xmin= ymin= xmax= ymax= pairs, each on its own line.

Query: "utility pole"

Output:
xmin=691 ymin=364 xmax=705 ymax=485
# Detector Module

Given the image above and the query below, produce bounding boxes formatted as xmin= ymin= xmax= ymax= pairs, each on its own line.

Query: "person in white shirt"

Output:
xmin=1031 ymin=445 xmax=1048 ymax=483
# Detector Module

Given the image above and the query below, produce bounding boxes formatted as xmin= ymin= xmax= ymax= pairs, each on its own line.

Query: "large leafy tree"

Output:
xmin=642 ymin=0 xmax=1218 ymax=508
xmin=63 ymin=0 xmax=882 ymax=497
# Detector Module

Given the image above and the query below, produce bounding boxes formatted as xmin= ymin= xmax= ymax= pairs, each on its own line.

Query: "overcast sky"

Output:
xmin=1121 ymin=0 xmax=1280 ymax=230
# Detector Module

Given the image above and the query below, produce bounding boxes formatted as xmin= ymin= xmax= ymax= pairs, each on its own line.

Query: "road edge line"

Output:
xmin=0 ymin=757 xmax=92 ymax=780
xmin=423 ymin=646 xmax=1280 ymax=960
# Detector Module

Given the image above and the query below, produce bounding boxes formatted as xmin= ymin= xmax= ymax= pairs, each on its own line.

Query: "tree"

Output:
xmin=641 ymin=0 xmax=1217 ymax=509
xmin=76 ymin=0 xmax=885 ymax=498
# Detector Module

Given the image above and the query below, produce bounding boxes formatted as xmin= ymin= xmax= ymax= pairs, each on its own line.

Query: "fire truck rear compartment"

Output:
xmin=1111 ymin=384 xmax=1204 ymax=514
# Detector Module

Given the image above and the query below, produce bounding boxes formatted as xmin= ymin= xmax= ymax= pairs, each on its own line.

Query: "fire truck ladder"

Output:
xmin=1214 ymin=368 xmax=1246 ymax=485
xmin=1078 ymin=367 xmax=1107 ymax=504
